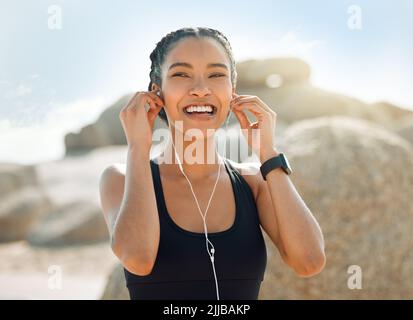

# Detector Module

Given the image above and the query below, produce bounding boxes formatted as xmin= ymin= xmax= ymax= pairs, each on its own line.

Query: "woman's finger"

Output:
xmin=123 ymin=91 xmax=143 ymax=111
xmin=232 ymin=108 xmax=250 ymax=130
xmin=145 ymin=96 xmax=159 ymax=113
xmin=232 ymin=101 xmax=271 ymax=119
xmin=148 ymin=104 xmax=162 ymax=127
xmin=230 ymin=95 xmax=248 ymax=107
xmin=147 ymin=91 xmax=165 ymax=107
xmin=232 ymin=96 xmax=273 ymax=114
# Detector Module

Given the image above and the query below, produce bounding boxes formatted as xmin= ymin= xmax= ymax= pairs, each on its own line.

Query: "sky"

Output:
xmin=1 ymin=0 xmax=412 ymax=164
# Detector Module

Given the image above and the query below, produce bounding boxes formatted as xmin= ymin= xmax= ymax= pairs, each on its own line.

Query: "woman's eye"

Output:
xmin=172 ymin=73 xmax=225 ymax=78
xmin=172 ymin=73 xmax=187 ymax=77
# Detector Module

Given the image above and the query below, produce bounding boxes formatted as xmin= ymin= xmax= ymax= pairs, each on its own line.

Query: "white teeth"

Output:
xmin=185 ymin=105 xmax=214 ymax=113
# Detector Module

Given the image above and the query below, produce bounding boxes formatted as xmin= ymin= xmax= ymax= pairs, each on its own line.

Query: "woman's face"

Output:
xmin=155 ymin=37 xmax=235 ymax=135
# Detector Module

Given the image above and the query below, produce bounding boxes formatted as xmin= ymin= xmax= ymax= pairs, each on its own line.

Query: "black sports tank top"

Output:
xmin=123 ymin=157 xmax=267 ymax=300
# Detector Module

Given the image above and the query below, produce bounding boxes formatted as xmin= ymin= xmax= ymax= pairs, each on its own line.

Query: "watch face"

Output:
xmin=280 ymin=153 xmax=292 ymax=174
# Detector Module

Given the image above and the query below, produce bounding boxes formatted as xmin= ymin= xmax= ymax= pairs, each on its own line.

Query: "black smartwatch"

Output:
xmin=260 ymin=153 xmax=292 ymax=180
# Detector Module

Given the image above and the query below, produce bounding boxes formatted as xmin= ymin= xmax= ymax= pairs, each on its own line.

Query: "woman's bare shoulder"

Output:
xmin=102 ymin=157 xmax=160 ymax=179
xmin=99 ymin=163 xmax=126 ymax=188
xmin=113 ymin=163 xmax=126 ymax=175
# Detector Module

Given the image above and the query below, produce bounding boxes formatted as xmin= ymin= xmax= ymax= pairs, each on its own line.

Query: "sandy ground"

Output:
xmin=0 ymin=240 xmax=118 ymax=300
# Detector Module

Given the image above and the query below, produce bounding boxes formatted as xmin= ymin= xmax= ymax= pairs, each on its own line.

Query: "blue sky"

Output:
xmin=1 ymin=0 xmax=412 ymax=164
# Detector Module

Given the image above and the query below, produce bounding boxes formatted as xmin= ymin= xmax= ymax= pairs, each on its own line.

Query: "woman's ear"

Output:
xmin=157 ymin=87 xmax=162 ymax=97
xmin=151 ymin=83 xmax=160 ymax=93
xmin=232 ymin=88 xmax=237 ymax=98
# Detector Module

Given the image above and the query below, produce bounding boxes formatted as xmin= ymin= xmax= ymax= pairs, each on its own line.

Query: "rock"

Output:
xmin=240 ymin=84 xmax=391 ymax=126
xmin=236 ymin=57 xmax=311 ymax=87
xmin=258 ymin=116 xmax=413 ymax=299
xmin=234 ymin=60 xmax=413 ymax=129
xmin=371 ymin=101 xmax=413 ymax=127
xmin=27 ymin=200 xmax=109 ymax=246
xmin=36 ymin=145 xmax=128 ymax=207
xmin=0 ymin=187 xmax=53 ymax=242
xmin=64 ymin=94 xmax=169 ymax=155
xmin=0 ymin=163 xmax=52 ymax=242
xmin=395 ymin=114 xmax=413 ymax=145
xmin=0 ymin=163 xmax=38 ymax=197
xmin=64 ymin=94 xmax=132 ymax=155
xmin=100 ymin=263 xmax=129 ymax=300
xmin=64 ymin=123 xmax=111 ymax=152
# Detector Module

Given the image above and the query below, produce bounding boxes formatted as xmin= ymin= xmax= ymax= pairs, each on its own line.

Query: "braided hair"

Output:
xmin=148 ymin=27 xmax=238 ymax=125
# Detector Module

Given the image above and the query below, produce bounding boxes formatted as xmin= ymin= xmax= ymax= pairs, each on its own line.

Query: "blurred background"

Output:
xmin=1 ymin=0 xmax=413 ymax=299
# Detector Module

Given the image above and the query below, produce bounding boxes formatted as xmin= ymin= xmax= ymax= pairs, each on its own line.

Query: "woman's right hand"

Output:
xmin=119 ymin=89 xmax=165 ymax=153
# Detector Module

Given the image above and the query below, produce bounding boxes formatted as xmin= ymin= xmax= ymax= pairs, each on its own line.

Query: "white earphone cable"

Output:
xmin=169 ymin=133 xmax=222 ymax=300
xmin=165 ymin=105 xmax=232 ymax=300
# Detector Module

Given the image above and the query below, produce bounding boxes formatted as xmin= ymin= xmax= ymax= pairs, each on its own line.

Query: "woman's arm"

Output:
xmin=258 ymin=148 xmax=326 ymax=277
xmin=99 ymin=146 xmax=160 ymax=275
xmin=230 ymin=93 xmax=325 ymax=277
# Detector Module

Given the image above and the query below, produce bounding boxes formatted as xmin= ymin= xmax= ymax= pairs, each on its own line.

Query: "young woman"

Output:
xmin=99 ymin=27 xmax=325 ymax=300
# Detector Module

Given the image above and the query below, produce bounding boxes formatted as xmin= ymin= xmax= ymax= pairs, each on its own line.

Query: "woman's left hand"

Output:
xmin=230 ymin=93 xmax=278 ymax=161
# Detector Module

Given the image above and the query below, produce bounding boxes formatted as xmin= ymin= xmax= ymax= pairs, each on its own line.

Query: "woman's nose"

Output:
xmin=189 ymin=79 xmax=212 ymax=96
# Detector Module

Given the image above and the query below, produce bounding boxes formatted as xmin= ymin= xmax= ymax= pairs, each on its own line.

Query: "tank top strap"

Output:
xmin=149 ymin=158 xmax=166 ymax=220
xmin=222 ymin=157 xmax=256 ymax=203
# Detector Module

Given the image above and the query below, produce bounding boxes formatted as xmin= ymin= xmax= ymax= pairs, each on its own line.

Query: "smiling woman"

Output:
xmin=99 ymin=26 xmax=325 ymax=301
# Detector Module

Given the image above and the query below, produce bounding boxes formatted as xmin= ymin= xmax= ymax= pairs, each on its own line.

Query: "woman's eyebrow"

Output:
xmin=168 ymin=62 xmax=228 ymax=71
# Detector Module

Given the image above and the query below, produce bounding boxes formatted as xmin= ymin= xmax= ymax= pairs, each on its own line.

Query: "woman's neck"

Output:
xmin=158 ymin=132 xmax=223 ymax=181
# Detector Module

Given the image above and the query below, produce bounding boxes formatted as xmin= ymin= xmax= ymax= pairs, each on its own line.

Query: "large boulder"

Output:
xmin=395 ymin=114 xmax=413 ymax=146
xmin=64 ymin=123 xmax=111 ymax=152
xmin=35 ymin=145 xmax=128 ymax=207
xmin=0 ymin=163 xmax=38 ymax=197
xmin=64 ymin=93 xmax=173 ymax=155
xmin=27 ymin=200 xmax=109 ymax=246
xmin=371 ymin=102 xmax=413 ymax=127
xmin=236 ymin=57 xmax=311 ymax=87
xmin=64 ymin=94 xmax=133 ymax=155
xmin=258 ymin=116 xmax=413 ymax=299
xmin=239 ymin=84 xmax=406 ymax=128
xmin=0 ymin=163 xmax=53 ymax=242
xmin=0 ymin=186 xmax=53 ymax=242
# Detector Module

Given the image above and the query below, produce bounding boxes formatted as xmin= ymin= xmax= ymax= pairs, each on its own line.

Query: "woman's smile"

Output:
xmin=182 ymin=104 xmax=218 ymax=120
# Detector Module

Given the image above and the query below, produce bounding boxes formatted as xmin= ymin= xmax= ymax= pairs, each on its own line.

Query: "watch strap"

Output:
xmin=260 ymin=153 xmax=287 ymax=180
